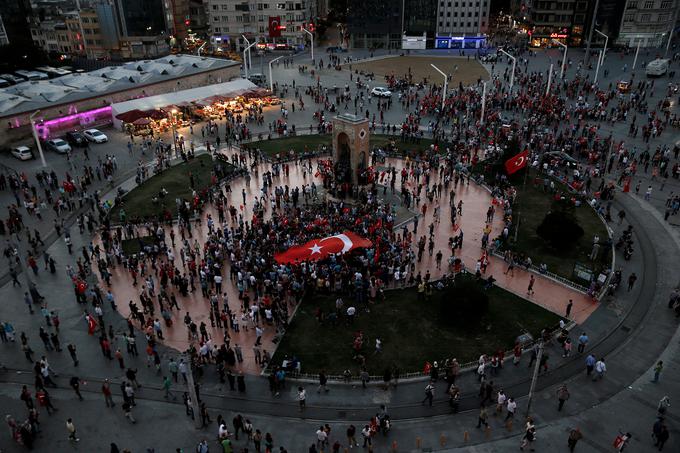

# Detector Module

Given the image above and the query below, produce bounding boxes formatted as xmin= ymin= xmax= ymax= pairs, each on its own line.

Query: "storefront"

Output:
xmin=528 ymin=31 xmax=569 ymax=48
xmin=435 ymin=35 xmax=487 ymax=49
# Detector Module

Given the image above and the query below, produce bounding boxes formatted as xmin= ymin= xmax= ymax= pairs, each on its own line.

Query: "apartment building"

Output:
xmin=436 ymin=0 xmax=491 ymax=48
xmin=617 ymin=0 xmax=680 ymax=47
xmin=207 ymin=1 xmax=314 ymax=51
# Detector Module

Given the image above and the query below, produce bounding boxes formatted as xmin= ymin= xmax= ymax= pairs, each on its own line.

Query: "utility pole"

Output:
xmin=584 ymin=0 xmax=600 ymax=64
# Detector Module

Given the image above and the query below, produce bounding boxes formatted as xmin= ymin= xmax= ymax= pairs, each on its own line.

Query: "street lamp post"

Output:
xmin=197 ymin=42 xmax=206 ymax=56
xmin=302 ymin=27 xmax=314 ymax=61
xmin=170 ymin=109 xmax=179 ymax=155
xmin=546 ymin=63 xmax=554 ymax=95
xmin=269 ymin=55 xmax=284 ymax=92
xmin=499 ymin=48 xmax=516 ymax=91
xmin=552 ymin=39 xmax=567 ymax=79
xmin=632 ymin=38 xmax=642 ymax=70
xmin=525 ymin=341 xmax=544 ymax=418
xmin=480 ymin=81 xmax=487 ymax=125
xmin=243 ymin=40 xmax=257 ymax=79
xmin=29 ymin=110 xmax=46 ymax=168
xmin=594 ymin=50 xmax=603 ymax=84
xmin=430 ymin=64 xmax=447 ymax=111
xmin=594 ymin=29 xmax=608 ymax=68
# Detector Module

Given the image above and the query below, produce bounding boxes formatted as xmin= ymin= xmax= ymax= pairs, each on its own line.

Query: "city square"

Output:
xmin=0 ymin=1 xmax=680 ymax=453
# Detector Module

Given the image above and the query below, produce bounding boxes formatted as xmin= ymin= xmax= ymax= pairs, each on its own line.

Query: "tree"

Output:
xmin=536 ymin=210 xmax=584 ymax=251
xmin=438 ymin=279 xmax=489 ymax=326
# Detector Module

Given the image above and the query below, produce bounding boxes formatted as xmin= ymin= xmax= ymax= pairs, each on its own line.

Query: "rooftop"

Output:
xmin=0 ymin=54 xmax=239 ymax=118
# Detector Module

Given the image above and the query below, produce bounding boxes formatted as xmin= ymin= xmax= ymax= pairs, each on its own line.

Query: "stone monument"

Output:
xmin=332 ymin=113 xmax=370 ymax=186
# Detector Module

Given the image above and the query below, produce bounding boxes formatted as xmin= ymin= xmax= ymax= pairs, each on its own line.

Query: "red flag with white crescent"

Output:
xmin=504 ymin=150 xmax=529 ymax=175
xmin=86 ymin=315 xmax=97 ymax=335
xmin=274 ymin=231 xmax=373 ymax=264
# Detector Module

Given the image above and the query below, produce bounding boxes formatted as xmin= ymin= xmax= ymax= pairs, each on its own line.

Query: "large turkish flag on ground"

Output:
xmin=504 ymin=150 xmax=529 ymax=175
xmin=274 ymin=231 xmax=373 ymax=264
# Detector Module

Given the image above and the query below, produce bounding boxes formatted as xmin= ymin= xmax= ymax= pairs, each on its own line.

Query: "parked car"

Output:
xmin=44 ymin=138 xmax=72 ymax=154
xmin=83 ymin=129 xmax=108 ymax=143
xmin=10 ymin=145 xmax=34 ymax=161
xmin=65 ymin=131 xmax=88 ymax=147
xmin=371 ymin=87 xmax=392 ymax=97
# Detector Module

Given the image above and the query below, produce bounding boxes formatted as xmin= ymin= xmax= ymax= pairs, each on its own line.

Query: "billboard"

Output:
xmin=402 ymin=33 xmax=426 ymax=50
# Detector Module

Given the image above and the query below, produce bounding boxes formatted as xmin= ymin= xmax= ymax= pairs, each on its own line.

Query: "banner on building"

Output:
xmin=269 ymin=17 xmax=282 ymax=38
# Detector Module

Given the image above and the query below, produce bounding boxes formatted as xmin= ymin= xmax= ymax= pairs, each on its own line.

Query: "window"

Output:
xmin=467 ymin=21 xmax=471 ymax=27
xmin=439 ymin=20 xmax=443 ymax=26
xmin=446 ymin=21 xmax=450 ymax=26
xmin=658 ymin=13 xmax=670 ymax=21
xmin=214 ymin=27 xmax=221 ymax=32
xmin=236 ymin=16 xmax=243 ymax=22
xmin=474 ymin=21 xmax=478 ymax=27
xmin=222 ymin=5 xmax=228 ymax=10
xmin=440 ymin=12 xmax=444 ymax=16
xmin=447 ymin=12 xmax=451 ymax=16
xmin=212 ymin=4 xmax=218 ymax=10
xmin=624 ymin=13 xmax=635 ymax=21
xmin=640 ymin=13 xmax=651 ymax=21
xmin=222 ymin=15 xmax=229 ymax=21
xmin=276 ymin=3 xmax=286 ymax=9
xmin=213 ymin=16 xmax=219 ymax=22
xmin=643 ymin=0 xmax=654 ymax=8
xmin=454 ymin=12 xmax=458 ymax=16
xmin=628 ymin=1 xmax=638 ymax=8
xmin=259 ymin=26 xmax=265 ymax=32
xmin=661 ymin=0 xmax=672 ymax=7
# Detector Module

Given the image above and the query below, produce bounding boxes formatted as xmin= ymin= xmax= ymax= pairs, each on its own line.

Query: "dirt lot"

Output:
xmin=349 ymin=55 xmax=489 ymax=86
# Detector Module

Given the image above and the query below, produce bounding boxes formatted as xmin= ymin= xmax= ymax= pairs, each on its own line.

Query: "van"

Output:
xmin=646 ymin=59 xmax=669 ymax=77
xmin=248 ymin=73 xmax=266 ymax=86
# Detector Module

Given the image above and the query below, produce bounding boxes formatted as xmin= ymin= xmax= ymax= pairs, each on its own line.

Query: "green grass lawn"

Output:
xmin=250 ymin=133 xmax=441 ymax=158
xmin=113 ymin=154 xmax=218 ymax=222
xmin=511 ymin=171 xmax=611 ymax=282
xmin=273 ymin=279 xmax=560 ymax=375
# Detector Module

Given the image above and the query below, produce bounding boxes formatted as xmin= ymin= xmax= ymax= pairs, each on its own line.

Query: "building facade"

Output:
xmin=617 ymin=0 xmax=680 ymax=47
xmin=436 ymin=0 xmax=491 ymax=48
xmin=0 ymin=0 xmax=35 ymax=48
xmin=0 ymin=16 xmax=9 ymax=46
xmin=206 ymin=0 xmax=314 ymax=52
xmin=346 ymin=0 xmax=403 ymax=49
xmin=526 ymin=0 xmax=593 ymax=47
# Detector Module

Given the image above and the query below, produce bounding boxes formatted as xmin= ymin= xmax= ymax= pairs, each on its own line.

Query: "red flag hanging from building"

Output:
xmin=269 ymin=16 xmax=282 ymax=38
xmin=274 ymin=231 xmax=373 ymax=264
xmin=504 ymin=149 xmax=529 ymax=175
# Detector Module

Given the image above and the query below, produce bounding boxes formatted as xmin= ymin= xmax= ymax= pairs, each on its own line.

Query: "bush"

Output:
xmin=536 ymin=210 xmax=584 ymax=251
xmin=438 ymin=279 xmax=490 ymax=326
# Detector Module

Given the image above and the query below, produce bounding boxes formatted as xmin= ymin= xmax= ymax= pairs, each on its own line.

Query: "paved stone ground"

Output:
xmin=0 ymin=44 xmax=680 ymax=452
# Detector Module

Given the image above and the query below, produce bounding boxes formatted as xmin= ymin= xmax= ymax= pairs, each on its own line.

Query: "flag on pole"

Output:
xmin=86 ymin=314 xmax=97 ymax=335
xmin=504 ymin=150 xmax=529 ymax=175
xmin=274 ymin=231 xmax=372 ymax=264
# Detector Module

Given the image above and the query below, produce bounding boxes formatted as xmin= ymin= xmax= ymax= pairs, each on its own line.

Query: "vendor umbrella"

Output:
xmin=115 ymin=109 xmax=146 ymax=123
xmin=132 ymin=118 xmax=151 ymax=125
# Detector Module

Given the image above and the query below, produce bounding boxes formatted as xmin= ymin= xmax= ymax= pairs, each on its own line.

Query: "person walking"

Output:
xmin=557 ymin=384 xmax=570 ymax=411
xmin=527 ymin=275 xmax=535 ymax=296
xmin=567 ymin=427 xmax=583 ymax=452
xmin=422 ymin=380 xmax=435 ymax=406
xmin=346 ymin=424 xmax=358 ymax=448
xmin=652 ymin=360 xmax=663 ymax=383
xmin=298 ymin=386 xmax=307 ymax=412
xmin=163 ymin=376 xmax=176 ymax=400
xmin=655 ymin=422 xmax=670 ymax=450
xmin=476 ymin=404 xmax=489 ymax=428
xmin=69 ymin=376 xmax=84 ymax=401
xmin=505 ymin=397 xmax=517 ymax=422
xmin=102 ymin=379 xmax=115 ymax=407
xmin=593 ymin=358 xmax=607 ymax=381
xmin=577 ymin=332 xmax=589 ymax=353
xmin=317 ymin=370 xmax=329 ymax=393
xmin=66 ymin=418 xmax=79 ymax=442
xmin=122 ymin=401 xmax=136 ymax=424
xmin=585 ymin=354 xmax=596 ymax=375
xmin=67 ymin=343 xmax=79 ymax=366
xmin=361 ymin=425 xmax=372 ymax=448
xmin=520 ymin=424 xmax=537 ymax=451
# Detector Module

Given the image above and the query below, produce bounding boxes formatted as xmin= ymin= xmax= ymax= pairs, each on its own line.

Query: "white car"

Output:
xmin=83 ymin=129 xmax=108 ymax=143
xmin=11 ymin=146 xmax=33 ymax=161
xmin=371 ymin=87 xmax=392 ymax=97
xmin=45 ymin=138 xmax=72 ymax=154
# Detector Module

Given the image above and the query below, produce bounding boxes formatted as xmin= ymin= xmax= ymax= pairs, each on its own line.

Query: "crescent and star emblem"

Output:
xmin=320 ymin=234 xmax=354 ymax=253
xmin=309 ymin=243 xmax=323 ymax=254
xmin=515 ymin=156 xmax=525 ymax=167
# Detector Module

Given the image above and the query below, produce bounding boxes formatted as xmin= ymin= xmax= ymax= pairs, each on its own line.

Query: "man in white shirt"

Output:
xmin=505 ymin=397 xmax=517 ymax=421
xmin=593 ymin=358 xmax=607 ymax=381
xmin=315 ymin=426 xmax=328 ymax=450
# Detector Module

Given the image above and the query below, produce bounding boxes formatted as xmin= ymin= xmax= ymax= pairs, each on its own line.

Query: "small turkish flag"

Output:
xmin=274 ymin=231 xmax=372 ymax=264
xmin=86 ymin=315 xmax=97 ymax=335
xmin=504 ymin=150 xmax=529 ymax=175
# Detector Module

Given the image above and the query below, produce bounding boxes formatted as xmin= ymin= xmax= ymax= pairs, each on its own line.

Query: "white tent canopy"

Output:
xmin=111 ymin=79 xmax=258 ymax=122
